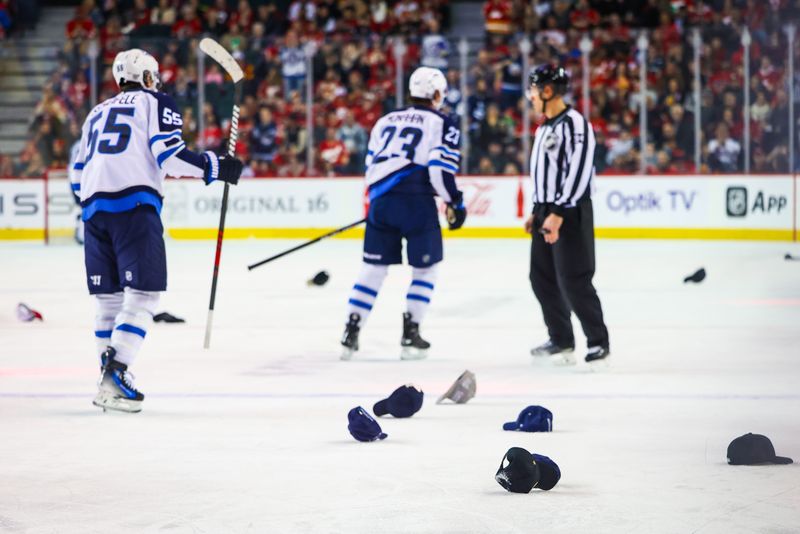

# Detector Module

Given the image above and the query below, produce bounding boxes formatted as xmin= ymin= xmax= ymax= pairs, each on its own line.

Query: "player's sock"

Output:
xmin=110 ymin=288 xmax=159 ymax=366
xmin=94 ymin=292 xmax=123 ymax=364
xmin=346 ymin=263 xmax=388 ymax=325
xmin=405 ymin=265 xmax=437 ymax=324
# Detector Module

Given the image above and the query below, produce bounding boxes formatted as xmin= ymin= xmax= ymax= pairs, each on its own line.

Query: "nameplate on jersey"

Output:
xmin=387 ymin=112 xmax=426 ymax=125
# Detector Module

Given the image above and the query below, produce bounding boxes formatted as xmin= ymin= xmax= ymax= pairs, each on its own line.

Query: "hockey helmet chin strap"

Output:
xmin=538 ymin=84 xmax=556 ymax=115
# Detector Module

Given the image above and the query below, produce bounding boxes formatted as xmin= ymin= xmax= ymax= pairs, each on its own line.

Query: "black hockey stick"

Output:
xmin=201 ymin=38 xmax=244 ymax=349
xmin=785 ymin=253 xmax=800 ymax=261
xmin=247 ymin=218 xmax=367 ymax=271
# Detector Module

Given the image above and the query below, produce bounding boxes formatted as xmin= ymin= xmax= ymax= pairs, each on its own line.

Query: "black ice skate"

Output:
xmin=340 ymin=313 xmax=361 ymax=361
xmin=93 ymin=347 xmax=144 ymax=413
xmin=530 ymin=340 xmax=576 ymax=366
xmin=400 ymin=312 xmax=429 ymax=360
xmin=585 ymin=346 xmax=611 ymax=367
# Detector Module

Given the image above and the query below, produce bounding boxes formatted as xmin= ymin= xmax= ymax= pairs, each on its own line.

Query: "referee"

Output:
xmin=524 ymin=64 xmax=610 ymax=366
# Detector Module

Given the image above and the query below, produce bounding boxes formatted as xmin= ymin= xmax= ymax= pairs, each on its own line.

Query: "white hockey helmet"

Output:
xmin=112 ymin=49 xmax=161 ymax=90
xmin=409 ymin=66 xmax=447 ymax=109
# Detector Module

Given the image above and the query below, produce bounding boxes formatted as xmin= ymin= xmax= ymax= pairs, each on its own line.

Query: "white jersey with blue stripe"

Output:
xmin=68 ymin=88 xmax=211 ymax=221
xmin=365 ymin=105 xmax=462 ymax=204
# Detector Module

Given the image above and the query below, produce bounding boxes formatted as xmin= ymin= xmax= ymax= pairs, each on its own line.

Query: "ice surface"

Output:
xmin=1 ymin=238 xmax=799 ymax=534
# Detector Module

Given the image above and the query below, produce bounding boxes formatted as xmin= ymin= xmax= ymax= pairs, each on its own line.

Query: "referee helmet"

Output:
xmin=528 ymin=64 xmax=569 ymax=113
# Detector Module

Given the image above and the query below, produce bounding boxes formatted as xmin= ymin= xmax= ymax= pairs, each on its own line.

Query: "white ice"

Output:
xmin=1 ymin=237 xmax=799 ymax=534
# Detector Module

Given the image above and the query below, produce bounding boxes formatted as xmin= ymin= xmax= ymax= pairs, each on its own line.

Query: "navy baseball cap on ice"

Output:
xmin=374 ymin=385 xmax=424 ymax=418
xmin=503 ymin=405 xmax=553 ymax=432
xmin=727 ymin=433 xmax=793 ymax=465
xmin=347 ymin=406 xmax=388 ymax=442
xmin=495 ymin=447 xmax=561 ymax=493
xmin=531 ymin=453 xmax=561 ymax=490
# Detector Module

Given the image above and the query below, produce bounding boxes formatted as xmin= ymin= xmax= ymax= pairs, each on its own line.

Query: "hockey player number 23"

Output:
xmin=373 ymin=126 xmax=423 ymax=163
xmin=86 ymin=107 xmax=135 ymax=162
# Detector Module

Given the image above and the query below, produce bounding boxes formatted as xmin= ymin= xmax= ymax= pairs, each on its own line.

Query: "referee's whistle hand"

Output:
xmin=524 ymin=214 xmax=534 ymax=234
xmin=541 ymin=213 xmax=563 ymax=244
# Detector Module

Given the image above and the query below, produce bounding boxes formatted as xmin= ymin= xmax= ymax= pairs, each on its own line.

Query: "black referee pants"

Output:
xmin=529 ymin=199 xmax=609 ymax=349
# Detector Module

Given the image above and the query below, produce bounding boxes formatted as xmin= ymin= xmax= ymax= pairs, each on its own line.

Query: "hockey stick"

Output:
xmin=200 ymin=38 xmax=244 ymax=349
xmin=247 ymin=218 xmax=367 ymax=271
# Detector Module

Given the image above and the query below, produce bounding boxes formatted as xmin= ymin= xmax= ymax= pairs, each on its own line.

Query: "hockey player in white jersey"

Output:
xmin=69 ymin=49 xmax=244 ymax=412
xmin=340 ymin=66 xmax=467 ymax=360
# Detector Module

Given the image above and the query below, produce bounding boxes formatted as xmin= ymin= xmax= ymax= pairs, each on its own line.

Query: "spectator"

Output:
xmin=200 ymin=118 xmax=223 ymax=152
xmin=420 ymin=19 xmax=449 ymax=70
xmin=283 ymin=114 xmax=308 ymax=160
xmin=278 ymin=152 xmax=307 ymax=177
xmin=570 ymin=0 xmax=600 ymax=31
xmin=318 ymin=127 xmax=348 ymax=176
xmin=50 ymin=139 xmax=69 ymax=169
xmin=497 ymin=45 xmax=523 ymax=111
xmin=0 ymin=154 xmax=13 ymax=176
xmin=475 ymin=103 xmax=510 ymax=154
xmin=477 ymin=156 xmax=494 ymax=174
xmin=66 ymin=5 xmax=95 ymax=39
xmin=172 ymin=5 xmax=202 ymax=38
xmin=0 ymin=1 xmax=11 ymax=39
xmin=750 ymin=90 xmax=771 ymax=125
xmin=669 ymin=104 xmax=694 ymax=158
xmin=483 ymin=0 xmax=512 ymax=37
xmin=708 ymin=123 xmax=741 ymax=173
xmin=606 ymin=130 xmax=637 ymax=170
xmin=281 ymin=31 xmax=307 ymax=97
xmin=150 ymin=0 xmax=176 ymax=26
xmin=20 ymin=151 xmax=45 ymax=178
xmin=336 ymin=111 xmax=368 ymax=175
xmin=250 ymin=106 xmax=279 ymax=174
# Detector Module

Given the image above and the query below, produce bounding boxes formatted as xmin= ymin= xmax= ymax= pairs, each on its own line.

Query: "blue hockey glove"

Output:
xmin=203 ymin=152 xmax=243 ymax=185
xmin=446 ymin=202 xmax=467 ymax=230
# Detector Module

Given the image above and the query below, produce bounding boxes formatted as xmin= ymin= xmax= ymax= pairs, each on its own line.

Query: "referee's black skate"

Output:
xmin=400 ymin=312 xmax=429 ymax=360
xmin=93 ymin=347 xmax=144 ymax=413
xmin=585 ymin=346 xmax=610 ymax=367
xmin=340 ymin=313 xmax=361 ymax=361
xmin=530 ymin=339 xmax=576 ymax=366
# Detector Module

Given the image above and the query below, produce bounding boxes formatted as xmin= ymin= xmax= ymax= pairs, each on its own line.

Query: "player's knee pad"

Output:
xmin=95 ymin=292 xmax=123 ymax=351
xmin=406 ymin=265 xmax=438 ymax=323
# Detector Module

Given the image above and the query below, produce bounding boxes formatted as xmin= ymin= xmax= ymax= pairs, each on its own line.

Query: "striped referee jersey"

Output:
xmin=529 ymin=106 xmax=596 ymax=214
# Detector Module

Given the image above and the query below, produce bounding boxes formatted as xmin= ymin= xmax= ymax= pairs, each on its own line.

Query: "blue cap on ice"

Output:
xmin=348 ymin=406 xmax=388 ymax=442
xmin=503 ymin=405 xmax=553 ymax=432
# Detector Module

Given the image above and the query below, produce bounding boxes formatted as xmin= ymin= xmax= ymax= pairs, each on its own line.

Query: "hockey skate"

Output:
xmin=340 ymin=313 xmax=361 ymax=361
xmin=530 ymin=340 xmax=576 ymax=366
xmin=400 ymin=312 xmax=429 ymax=360
xmin=93 ymin=347 xmax=144 ymax=413
xmin=585 ymin=346 xmax=611 ymax=369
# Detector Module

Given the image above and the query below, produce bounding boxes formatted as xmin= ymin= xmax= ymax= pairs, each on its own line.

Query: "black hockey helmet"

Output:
xmin=529 ymin=64 xmax=570 ymax=95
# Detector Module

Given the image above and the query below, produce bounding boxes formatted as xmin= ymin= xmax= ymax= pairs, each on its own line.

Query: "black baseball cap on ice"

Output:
xmin=727 ymin=433 xmax=793 ymax=465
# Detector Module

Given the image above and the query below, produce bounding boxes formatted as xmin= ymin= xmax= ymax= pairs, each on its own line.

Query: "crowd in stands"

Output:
xmin=14 ymin=0 xmax=800 ymax=178
xmin=481 ymin=0 xmax=800 ymax=174
xmin=0 ymin=1 xmax=39 ymax=39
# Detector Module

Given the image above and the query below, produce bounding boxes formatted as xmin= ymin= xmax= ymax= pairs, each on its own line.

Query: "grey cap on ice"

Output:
xmin=437 ymin=370 xmax=476 ymax=404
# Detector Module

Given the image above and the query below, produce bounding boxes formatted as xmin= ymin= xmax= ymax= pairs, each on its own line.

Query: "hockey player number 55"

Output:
xmin=86 ymin=107 xmax=135 ymax=162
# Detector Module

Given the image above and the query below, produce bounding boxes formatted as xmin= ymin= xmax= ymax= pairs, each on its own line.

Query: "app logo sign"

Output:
xmin=726 ymin=186 xmax=787 ymax=218
xmin=726 ymin=186 xmax=747 ymax=217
